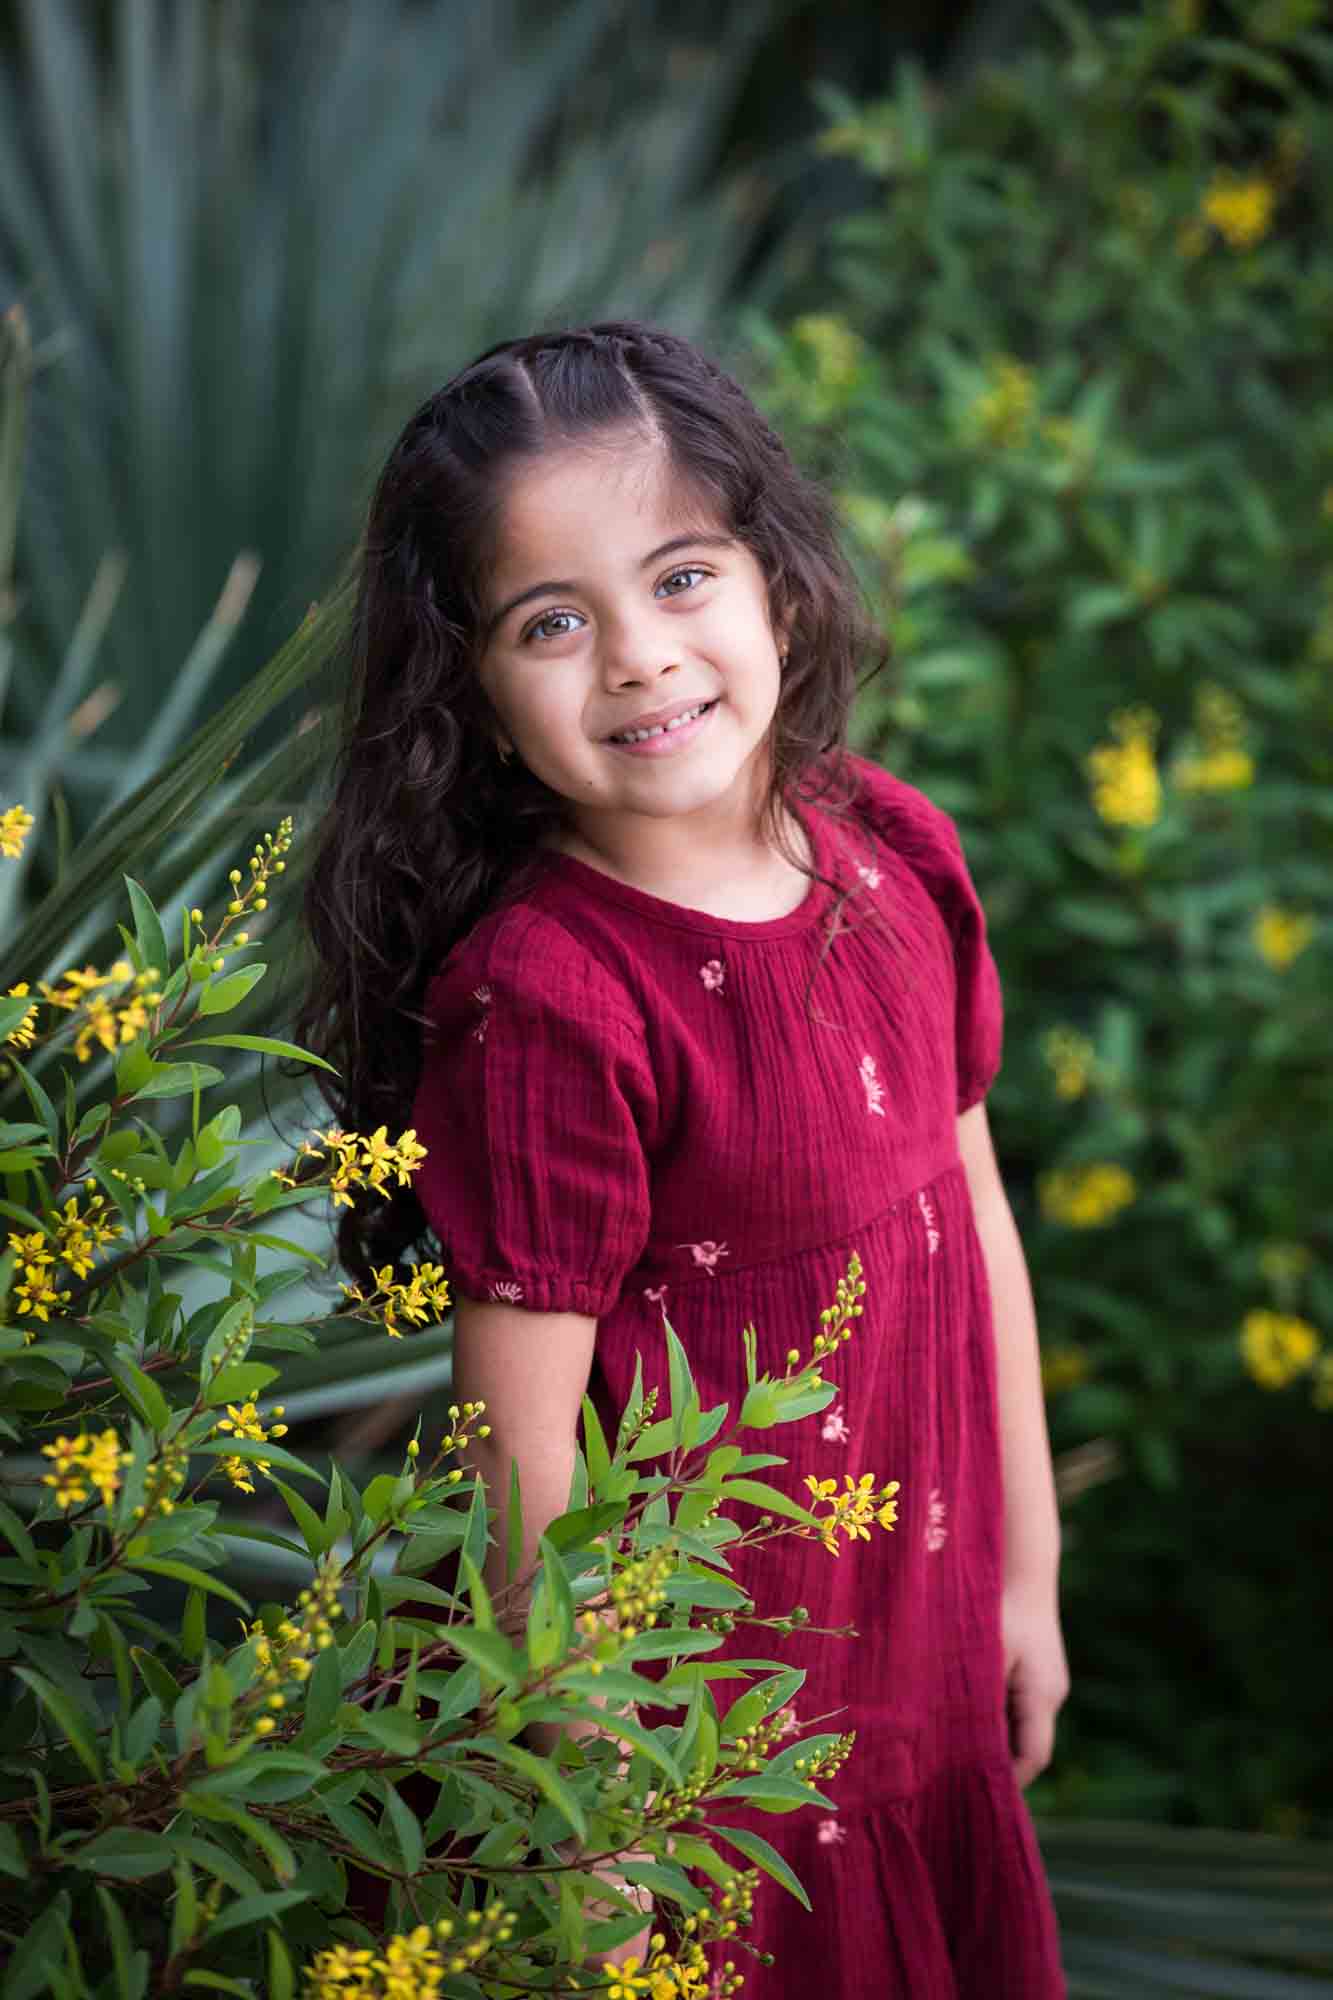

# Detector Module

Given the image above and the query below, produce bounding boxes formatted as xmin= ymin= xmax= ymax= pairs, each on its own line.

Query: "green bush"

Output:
xmin=0 ymin=804 xmax=895 ymax=1995
xmin=741 ymin=0 xmax=1333 ymax=1834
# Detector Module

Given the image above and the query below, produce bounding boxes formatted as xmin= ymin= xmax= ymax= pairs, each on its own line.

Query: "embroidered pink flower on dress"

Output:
xmin=770 ymin=1703 xmax=801 ymax=1740
xmin=675 ymin=1239 xmax=730 ymax=1276
xmin=644 ymin=1283 xmax=668 ymax=1305
xmin=471 ymin=983 xmax=493 ymax=1044
xmin=699 ymin=958 xmax=726 ymax=992
xmin=488 ymin=1279 xmax=523 ymax=1303
xmin=916 ymin=1187 xmax=941 ymax=1255
xmin=816 ymin=1818 xmax=847 ymax=1846
xmin=821 ymin=1401 xmax=850 ymax=1444
xmin=926 ymin=1487 xmax=949 ymax=1552
xmin=859 ymin=1053 xmax=886 ymax=1118
xmin=856 ymin=862 xmax=882 ymax=890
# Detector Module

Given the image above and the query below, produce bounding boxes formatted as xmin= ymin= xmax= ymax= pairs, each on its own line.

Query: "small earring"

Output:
xmin=497 ymin=742 xmax=513 ymax=765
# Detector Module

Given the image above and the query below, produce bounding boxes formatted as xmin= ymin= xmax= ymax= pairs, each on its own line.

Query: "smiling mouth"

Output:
xmin=606 ymin=698 xmax=718 ymax=746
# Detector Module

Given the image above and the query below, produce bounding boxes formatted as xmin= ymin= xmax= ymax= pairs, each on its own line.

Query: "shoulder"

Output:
xmin=422 ymin=900 xmax=645 ymax=1046
xmin=839 ymin=751 xmax=976 ymax=899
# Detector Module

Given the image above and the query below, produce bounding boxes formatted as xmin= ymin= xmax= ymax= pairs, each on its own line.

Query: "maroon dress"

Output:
xmin=412 ymin=752 xmax=1066 ymax=1998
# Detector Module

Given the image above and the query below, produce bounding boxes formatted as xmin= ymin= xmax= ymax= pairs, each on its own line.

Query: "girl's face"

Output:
xmin=477 ymin=433 xmax=788 ymax=853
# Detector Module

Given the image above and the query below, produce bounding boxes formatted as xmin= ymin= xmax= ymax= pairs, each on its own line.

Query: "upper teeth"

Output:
xmin=610 ymin=700 xmax=712 ymax=745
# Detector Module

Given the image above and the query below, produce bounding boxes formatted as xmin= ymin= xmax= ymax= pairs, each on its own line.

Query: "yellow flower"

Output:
xmin=1042 ymin=1026 xmax=1096 ymax=1101
xmin=1041 ymin=1345 xmax=1091 ymax=1395
xmin=1240 ymin=1309 xmax=1320 ymax=1389
xmin=1174 ymin=683 xmax=1254 ymax=793
xmin=1202 ymin=174 xmax=1276 ymax=250
xmin=802 ymin=1470 xmax=900 ymax=1556
xmin=4 ymin=983 xmax=39 ymax=1049
xmin=40 ymin=1428 xmax=133 ymax=1511
xmin=972 ymin=355 xmax=1037 ymax=449
xmin=1086 ymin=707 xmax=1162 ymax=827
xmin=605 ymin=1959 xmax=653 ymax=2000
xmin=1038 ymin=1163 xmax=1136 ymax=1228
xmin=1253 ymin=906 xmax=1315 ymax=970
xmin=50 ymin=1193 xmax=122 ymax=1277
xmin=0 ymin=805 xmax=34 ymax=859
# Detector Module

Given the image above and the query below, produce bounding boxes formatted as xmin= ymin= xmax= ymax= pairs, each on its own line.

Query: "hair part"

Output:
xmin=295 ymin=320 xmax=890 ymax=1284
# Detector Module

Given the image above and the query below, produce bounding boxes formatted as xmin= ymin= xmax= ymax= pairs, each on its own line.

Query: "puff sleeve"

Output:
xmin=848 ymin=753 xmax=1005 ymax=1113
xmin=411 ymin=906 xmax=657 ymax=1316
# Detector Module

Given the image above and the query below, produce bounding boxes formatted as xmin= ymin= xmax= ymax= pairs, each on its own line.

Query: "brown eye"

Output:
xmin=657 ymin=566 xmax=708 ymax=597
xmin=524 ymin=609 xmax=584 ymax=645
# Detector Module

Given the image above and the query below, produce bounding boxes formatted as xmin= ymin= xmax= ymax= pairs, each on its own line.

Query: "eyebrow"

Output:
xmin=484 ymin=532 xmax=737 ymax=640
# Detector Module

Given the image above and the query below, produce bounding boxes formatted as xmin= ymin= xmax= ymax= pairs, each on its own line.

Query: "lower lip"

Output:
xmin=605 ymin=700 xmax=719 ymax=757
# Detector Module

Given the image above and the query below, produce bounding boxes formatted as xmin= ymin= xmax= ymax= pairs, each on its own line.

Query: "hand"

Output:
xmin=1001 ymin=1580 xmax=1069 ymax=1789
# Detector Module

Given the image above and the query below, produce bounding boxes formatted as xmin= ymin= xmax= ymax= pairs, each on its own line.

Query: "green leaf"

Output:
xmin=196 ymin=963 xmax=267 ymax=1017
xmin=441 ymin=1626 xmax=522 ymax=1689
xmin=711 ymin=1823 xmax=812 ymax=1907
xmin=382 ymin=1783 xmax=425 ymax=1875
xmin=102 ymin=1350 xmax=171 ymax=1432
xmin=204 ymin=1362 xmax=280 ymax=1406
xmin=202 ymin=1888 xmax=310 ymax=1940
xmin=485 ymin=1737 xmax=587 ymax=1842
xmin=133 ymin=1061 xmax=227 ymax=1101
xmin=129 ymin=1558 xmax=252 ymax=1612
xmin=124 ymin=877 xmax=169 ymax=978
xmin=271 ymin=1477 xmax=332 ymax=1559
xmin=11 ymin=1666 xmax=101 ymax=1779
xmin=96 ymin=1883 xmax=148 ymax=1999
xmin=716 ymin=1477 xmax=815 ymax=1527
xmin=506 ymin=1456 xmax=524 ymax=1586
xmin=182 ymin=1791 xmax=295 ymax=1882
xmin=0 ymin=1821 xmax=28 ymax=1880
xmin=5 ymin=1056 xmax=58 ymax=1146
xmin=71 ymin=1829 xmax=178 ymax=1879
xmin=543 ymin=1501 xmax=627 ymax=1552
xmin=181 ymin=1033 xmax=336 ymax=1073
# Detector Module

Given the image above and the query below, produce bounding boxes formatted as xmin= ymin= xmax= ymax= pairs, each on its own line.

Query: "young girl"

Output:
xmin=301 ymin=320 xmax=1069 ymax=1996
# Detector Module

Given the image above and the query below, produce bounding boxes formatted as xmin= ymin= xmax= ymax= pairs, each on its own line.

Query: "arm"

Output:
xmin=451 ymin=1295 xmax=655 ymax=1961
xmin=957 ymin=1102 xmax=1070 ymax=1786
xmin=449 ymin=1293 xmax=603 ymax=1759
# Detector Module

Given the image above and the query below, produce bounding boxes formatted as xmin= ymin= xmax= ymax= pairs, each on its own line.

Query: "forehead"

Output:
xmin=487 ymin=431 xmax=727 ymax=586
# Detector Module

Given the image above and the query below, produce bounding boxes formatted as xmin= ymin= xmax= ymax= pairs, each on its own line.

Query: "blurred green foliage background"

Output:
xmin=3 ymin=0 xmax=1331 ymax=1985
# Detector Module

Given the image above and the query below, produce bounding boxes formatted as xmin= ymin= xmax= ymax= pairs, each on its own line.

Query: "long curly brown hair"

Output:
xmin=295 ymin=320 xmax=890 ymax=1284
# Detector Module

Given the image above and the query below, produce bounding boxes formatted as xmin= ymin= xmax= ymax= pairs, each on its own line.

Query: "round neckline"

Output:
xmin=537 ymin=798 xmax=836 ymax=940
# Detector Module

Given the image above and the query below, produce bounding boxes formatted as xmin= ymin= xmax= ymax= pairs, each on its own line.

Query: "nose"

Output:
xmin=599 ymin=603 xmax=679 ymax=687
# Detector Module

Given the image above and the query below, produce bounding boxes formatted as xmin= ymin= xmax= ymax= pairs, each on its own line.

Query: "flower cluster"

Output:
xmin=782 ymin=1248 xmax=865 ymax=1378
xmin=616 ymin=1870 xmax=763 ymax=1998
xmin=301 ymin=1902 xmax=515 ymax=1998
xmin=213 ymin=1400 xmax=288 ymax=1494
xmin=1041 ymin=1025 xmax=1098 ymax=1101
xmin=0 ymin=804 xmax=34 ymax=859
xmin=575 ymin=1541 xmax=676 ymax=1674
xmin=7 ymin=1230 xmax=72 ymax=1329
xmin=35 ymin=960 xmax=163 ymax=1064
xmin=244 ymin=1557 xmax=344 ymax=1725
xmin=1038 ymin=1162 xmax=1136 ymax=1229
xmin=274 ymin=1125 xmax=427 ymax=1209
xmin=1253 ymin=906 xmax=1315 ymax=971
xmin=971 ymin=354 xmax=1037 ymax=450
xmin=49 ymin=1193 xmax=123 ymax=1277
xmin=801 ymin=1472 xmax=900 ymax=1557
xmin=1173 ymin=683 xmax=1254 ymax=794
xmin=1240 ymin=1309 xmax=1320 ymax=1390
xmin=339 ymin=1259 xmax=451 ymax=1337
xmin=39 ymin=1427 xmax=133 ymax=1512
xmin=1201 ymin=172 xmax=1276 ymax=251
xmin=224 ymin=814 xmax=293 ymax=920
xmin=1086 ymin=707 xmax=1162 ymax=828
